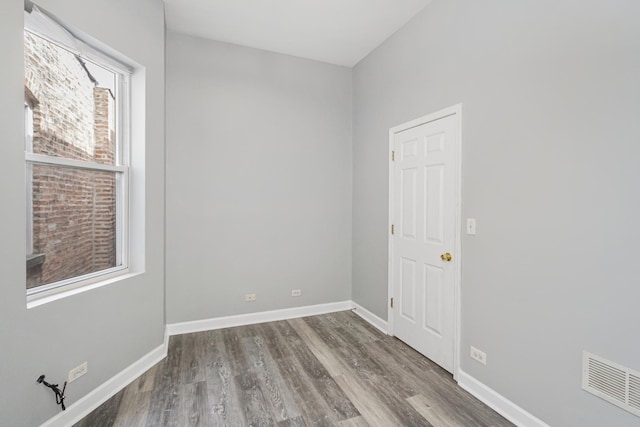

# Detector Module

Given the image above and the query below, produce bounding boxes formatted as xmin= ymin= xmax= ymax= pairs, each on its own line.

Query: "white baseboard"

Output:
xmin=40 ymin=340 xmax=168 ymax=427
xmin=457 ymin=370 xmax=549 ymax=427
xmin=351 ymin=302 xmax=388 ymax=334
xmin=166 ymin=300 xmax=354 ymax=336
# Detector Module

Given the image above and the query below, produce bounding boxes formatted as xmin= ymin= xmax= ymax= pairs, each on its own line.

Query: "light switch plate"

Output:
xmin=466 ymin=218 xmax=477 ymax=235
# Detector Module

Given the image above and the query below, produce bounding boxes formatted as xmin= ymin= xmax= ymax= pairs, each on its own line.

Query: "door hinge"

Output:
xmin=390 ymin=297 xmax=394 ymax=308
xmin=391 ymin=150 xmax=395 ymax=161
xmin=391 ymin=224 xmax=395 ymax=235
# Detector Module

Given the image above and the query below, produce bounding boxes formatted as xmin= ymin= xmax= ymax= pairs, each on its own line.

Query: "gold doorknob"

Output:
xmin=441 ymin=252 xmax=452 ymax=262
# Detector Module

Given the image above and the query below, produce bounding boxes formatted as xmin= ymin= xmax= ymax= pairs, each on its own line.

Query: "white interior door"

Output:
xmin=390 ymin=111 xmax=459 ymax=373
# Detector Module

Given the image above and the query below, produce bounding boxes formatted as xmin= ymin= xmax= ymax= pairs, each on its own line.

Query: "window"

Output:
xmin=24 ymin=7 xmax=131 ymax=296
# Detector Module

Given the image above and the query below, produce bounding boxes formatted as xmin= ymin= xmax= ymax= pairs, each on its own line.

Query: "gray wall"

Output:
xmin=2 ymin=0 xmax=637 ymax=425
xmin=0 ymin=0 xmax=165 ymax=425
xmin=352 ymin=0 xmax=640 ymax=425
xmin=165 ymin=33 xmax=352 ymax=323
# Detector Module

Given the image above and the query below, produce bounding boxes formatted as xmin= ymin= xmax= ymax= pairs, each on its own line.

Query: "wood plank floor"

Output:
xmin=74 ymin=311 xmax=513 ymax=427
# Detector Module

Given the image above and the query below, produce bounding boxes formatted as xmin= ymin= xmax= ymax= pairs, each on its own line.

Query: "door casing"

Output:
xmin=387 ymin=103 xmax=462 ymax=380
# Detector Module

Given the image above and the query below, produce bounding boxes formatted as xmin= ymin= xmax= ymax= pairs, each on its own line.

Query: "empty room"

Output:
xmin=1 ymin=0 xmax=639 ymax=426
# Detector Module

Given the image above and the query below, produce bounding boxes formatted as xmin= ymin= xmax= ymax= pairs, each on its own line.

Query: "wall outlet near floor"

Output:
xmin=244 ymin=293 xmax=256 ymax=302
xmin=470 ymin=346 xmax=487 ymax=365
xmin=68 ymin=361 xmax=88 ymax=383
xmin=291 ymin=289 xmax=302 ymax=297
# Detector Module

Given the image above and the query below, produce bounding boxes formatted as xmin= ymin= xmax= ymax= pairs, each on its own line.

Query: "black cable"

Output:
xmin=37 ymin=375 xmax=67 ymax=411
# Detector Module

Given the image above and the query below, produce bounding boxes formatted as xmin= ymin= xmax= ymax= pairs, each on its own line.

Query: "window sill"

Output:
xmin=27 ymin=269 xmax=141 ymax=309
xmin=26 ymin=253 xmax=45 ymax=269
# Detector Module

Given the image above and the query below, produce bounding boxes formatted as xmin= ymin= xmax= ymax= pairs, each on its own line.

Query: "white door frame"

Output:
xmin=387 ymin=103 xmax=462 ymax=380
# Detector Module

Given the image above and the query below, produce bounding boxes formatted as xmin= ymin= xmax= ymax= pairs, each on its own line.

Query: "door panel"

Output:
xmin=425 ymin=164 xmax=444 ymax=243
xmin=392 ymin=113 xmax=458 ymax=373
xmin=400 ymin=257 xmax=417 ymax=322
xmin=424 ymin=264 xmax=444 ymax=336
xmin=401 ymin=168 xmax=417 ymax=239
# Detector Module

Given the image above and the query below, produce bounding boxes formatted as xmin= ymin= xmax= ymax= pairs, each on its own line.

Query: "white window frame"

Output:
xmin=25 ymin=103 xmax=34 ymax=257
xmin=24 ymin=14 xmax=132 ymax=301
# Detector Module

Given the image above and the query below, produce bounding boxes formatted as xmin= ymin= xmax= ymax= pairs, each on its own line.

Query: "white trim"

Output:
xmin=25 ymin=105 xmax=34 ymax=256
xmin=25 ymin=8 xmax=133 ymax=75
xmin=167 ymin=301 xmax=354 ymax=336
xmin=351 ymin=302 xmax=388 ymax=334
xmin=27 ymin=266 xmax=130 ymax=305
xmin=25 ymin=153 xmax=127 ymax=173
xmin=453 ymin=104 xmax=463 ymax=381
xmin=387 ymin=125 xmax=395 ymax=336
xmin=115 ymin=72 xmax=131 ymax=269
xmin=387 ymin=104 xmax=463 ymax=379
xmin=457 ymin=370 xmax=550 ymax=427
xmin=27 ymin=271 xmax=137 ymax=309
xmin=40 ymin=338 xmax=168 ymax=427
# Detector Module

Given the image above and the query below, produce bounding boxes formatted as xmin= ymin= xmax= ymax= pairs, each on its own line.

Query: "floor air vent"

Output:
xmin=582 ymin=351 xmax=640 ymax=417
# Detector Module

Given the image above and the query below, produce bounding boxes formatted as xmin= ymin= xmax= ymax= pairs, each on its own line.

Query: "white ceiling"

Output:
xmin=163 ymin=0 xmax=431 ymax=67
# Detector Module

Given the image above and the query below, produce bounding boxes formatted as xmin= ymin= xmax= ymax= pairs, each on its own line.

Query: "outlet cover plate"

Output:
xmin=68 ymin=361 xmax=88 ymax=383
xmin=470 ymin=346 xmax=487 ymax=365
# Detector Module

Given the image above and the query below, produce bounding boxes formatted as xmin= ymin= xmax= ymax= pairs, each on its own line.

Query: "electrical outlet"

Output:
xmin=244 ymin=293 xmax=256 ymax=302
xmin=470 ymin=346 xmax=487 ymax=365
xmin=68 ymin=362 xmax=88 ymax=383
xmin=291 ymin=289 xmax=302 ymax=297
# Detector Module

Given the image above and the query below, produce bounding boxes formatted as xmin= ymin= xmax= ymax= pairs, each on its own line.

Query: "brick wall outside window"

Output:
xmin=25 ymin=31 xmax=117 ymax=288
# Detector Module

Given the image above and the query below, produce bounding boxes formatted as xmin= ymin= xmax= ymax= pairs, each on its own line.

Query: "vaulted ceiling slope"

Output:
xmin=163 ymin=0 xmax=431 ymax=67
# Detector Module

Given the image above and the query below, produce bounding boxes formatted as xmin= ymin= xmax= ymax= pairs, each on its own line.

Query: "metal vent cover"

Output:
xmin=583 ymin=351 xmax=640 ymax=417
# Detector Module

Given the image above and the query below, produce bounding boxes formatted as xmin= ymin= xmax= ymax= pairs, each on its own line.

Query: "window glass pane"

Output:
xmin=24 ymin=31 xmax=117 ymax=165
xmin=27 ymin=164 xmax=119 ymax=289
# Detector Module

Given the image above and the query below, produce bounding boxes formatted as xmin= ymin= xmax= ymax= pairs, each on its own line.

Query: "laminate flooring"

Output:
xmin=74 ymin=310 xmax=513 ymax=427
